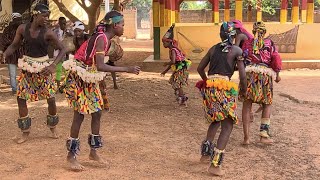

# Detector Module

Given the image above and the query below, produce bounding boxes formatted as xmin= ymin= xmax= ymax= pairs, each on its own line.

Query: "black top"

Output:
xmin=208 ymin=43 xmax=236 ymax=79
xmin=23 ymin=23 xmax=48 ymax=57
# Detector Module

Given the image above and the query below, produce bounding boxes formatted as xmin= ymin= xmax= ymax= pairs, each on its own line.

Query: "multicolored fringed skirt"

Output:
xmin=17 ymin=56 xmax=56 ymax=101
xmin=197 ymin=75 xmax=239 ymax=124
xmin=64 ymin=71 xmax=104 ymax=114
xmin=169 ymin=59 xmax=191 ymax=90
xmin=241 ymin=64 xmax=275 ymax=105
xmin=62 ymin=59 xmax=107 ymax=114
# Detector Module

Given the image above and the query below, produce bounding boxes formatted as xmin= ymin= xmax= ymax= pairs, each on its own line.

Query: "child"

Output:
xmin=62 ymin=10 xmax=140 ymax=171
xmin=196 ymin=22 xmax=247 ymax=176
xmin=161 ymin=24 xmax=191 ymax=105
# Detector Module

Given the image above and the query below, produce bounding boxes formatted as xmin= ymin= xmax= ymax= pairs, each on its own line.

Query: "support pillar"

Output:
xmin=280 ymin=0 xmax=288 ymax=24
xmin=153 ymin=0 xmax=160 ymax=60
xmin=292 ymin=0 xmax=299 ymax=24
xmin=256 ymin=0 xmax=262 ymax=22
xmin=301 ymin=0 xmax=307 ymax=23
xmin=235 ymin=0 xmax=243 ymax=21
xmin=224 ymin=0 xmax=230 ymax=21
xmin=307 ymin=0 xmax=314 ymax=23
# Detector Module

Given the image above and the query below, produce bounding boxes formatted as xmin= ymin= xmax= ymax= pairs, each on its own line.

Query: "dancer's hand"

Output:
xmin=41 ymin=64 xmax=56 ymax=76
xmin=126 ymin=66 xmax=140 ymax=75
xmin=160 ymin=72 xmax=166 ymax=77
xmin=275 ymin=75 xmax=281 ymax=83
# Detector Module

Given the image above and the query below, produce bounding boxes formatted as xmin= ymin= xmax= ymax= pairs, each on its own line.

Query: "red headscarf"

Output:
xmin=232 ymin=20 xmax=253 ymax=39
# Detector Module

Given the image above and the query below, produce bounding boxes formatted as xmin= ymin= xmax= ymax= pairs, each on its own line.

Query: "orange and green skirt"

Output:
xmin=63 ymin=71 xmax=104 ymax=114
xmin=17 ymin=71 xmax=56 ymax=101
xmin=198 ymin=78 xmax=239 ymax=124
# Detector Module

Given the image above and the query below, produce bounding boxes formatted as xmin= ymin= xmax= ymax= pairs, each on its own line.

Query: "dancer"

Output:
xmin=240 ymin=21 xmax=282 ymax=145
xmin=0 ymin=4 xmax=67 ymax=143
xmin=62 ymin=10 xmax=140 ymax=171
xmin=161 ymin=24 xmax=191 ymax=105
xmin=196 ymin=22 xmax=247 ymax=176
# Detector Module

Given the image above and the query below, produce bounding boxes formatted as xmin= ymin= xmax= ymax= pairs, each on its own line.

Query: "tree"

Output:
xmin=127 ymin=0 xmax=152 ymax=28
xmin=244 ymin=0 xmax=280 ymax=15
xmin=51 ymin=0 xmax=103 ymax=33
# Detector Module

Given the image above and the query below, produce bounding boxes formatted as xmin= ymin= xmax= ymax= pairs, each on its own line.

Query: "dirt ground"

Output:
xmin=0 ymin=40 xmax=320 ymax=180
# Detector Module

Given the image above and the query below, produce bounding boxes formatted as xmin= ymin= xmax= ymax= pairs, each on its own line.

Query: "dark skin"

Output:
xmin=234 ymin=28 xmax=262 ymax=120
xmin=242 ymin=29 xmax=281 ymax=145
xmin=67 ymin=19 xmax=140 ymax=171
xmin=197 ymin=39 xmax=247 ymax=176
xmin=0 ymin=12 xmax=67 ymax=144
xmin=161 ymin=41 xmax=186 ymax=99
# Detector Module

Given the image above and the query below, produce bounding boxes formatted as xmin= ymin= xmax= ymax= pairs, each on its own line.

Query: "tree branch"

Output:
xmin=76 ymin=0 xmax=88 ymax=11
xmin=51 ymin=0 xmax=89 ymax=28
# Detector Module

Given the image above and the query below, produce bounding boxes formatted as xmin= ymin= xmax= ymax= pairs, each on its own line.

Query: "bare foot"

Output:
xmin=242 ymin=138 xmax=250 ymax=145
xmin=89 ymin=149 xmax=108 ymax=166
xmin=15 ymin=132 xmax=30 ymax=144
xmin=200 ymin=155 xmax=210 ymax=163
xmin=260 ymin=137 xmax=274 ymax=144
xmin=49 ymin=128 xmax=59 ymax=139
xmin=208 ymin=164 xmax=225 ymax=176
xmin=67 ymin=153 xmax=84 ymax=172
xmin=113 ymin=85 xmax=119 ymax=90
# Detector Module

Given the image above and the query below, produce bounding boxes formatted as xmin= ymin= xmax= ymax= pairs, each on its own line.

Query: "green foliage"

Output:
xmin=127 ymin=0 xmax=152 ymax=20
xmin=180 ymin=1 xmax=210 ymax=10
xmin=316 ymin=0 xmax=320 ymax=9
xmin=244 ymin=0 xmax=280 ymax=15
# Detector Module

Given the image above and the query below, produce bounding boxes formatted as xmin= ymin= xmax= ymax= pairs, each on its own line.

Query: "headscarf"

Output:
xmin=253 ymin=21 xmax=266 ymax=54
xmin=232 ymin=20 xmax=253 ymax=39
xmin=162 ymin=24 xmax=178 ymax=47
xmin=73 ymin=21 xmax=85 ymax=31
xmin=220 ymin=21 xmax=236 ymax=52
xmin=93 ymin=11 xmax=124 ymax=34
xmin=32 ymin=3 xmax=50 ymax=15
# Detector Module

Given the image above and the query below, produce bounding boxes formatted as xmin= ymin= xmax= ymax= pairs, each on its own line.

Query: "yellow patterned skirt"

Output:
xmin=198 ymin=75 xmax=239 ymax=124
xmin=64 ymin=71 xmax=104 ymax=114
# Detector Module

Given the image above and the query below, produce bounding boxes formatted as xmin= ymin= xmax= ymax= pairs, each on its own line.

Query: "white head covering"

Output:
xmin=73 ymin=21 xmax=85 ymax=31
xmin=12 ymin=13 xmax=22 ymax=19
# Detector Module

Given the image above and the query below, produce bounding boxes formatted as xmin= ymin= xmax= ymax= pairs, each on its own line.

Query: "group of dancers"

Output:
xmin=0 ymin=3 xmax=281 ymax=175
xmin=161 ymin=20 xmax=281 ymax=176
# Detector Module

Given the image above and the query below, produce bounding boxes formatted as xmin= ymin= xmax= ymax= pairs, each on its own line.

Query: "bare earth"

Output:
xmin=0 ymin=40 xmax=320 ymax=180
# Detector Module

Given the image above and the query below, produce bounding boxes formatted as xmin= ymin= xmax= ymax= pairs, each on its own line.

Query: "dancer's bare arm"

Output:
xmin=197 ymin=46 xmax=215 ymax=80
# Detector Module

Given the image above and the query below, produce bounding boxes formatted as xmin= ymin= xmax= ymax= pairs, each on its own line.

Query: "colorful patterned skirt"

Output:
xmin=63 ymin=71 xmax=104 ymax=114
xmin=17 ymin=56 xmax=56 ymax=101
xmin=17 ymin=71 xmax=56 ymax=101
xmin=241 ymin=64 xmax=274 ymax=105
xmin=197 ymin=76 xmax=239 ymax=124
xmin=169 ymin=59 xmax=191 ymax=90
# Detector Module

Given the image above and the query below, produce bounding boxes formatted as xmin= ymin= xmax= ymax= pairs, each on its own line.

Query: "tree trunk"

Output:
xmin=113 ymin=0 xmax=121 ymax=11
xmin=51 ymin=0 xmax=80 ymax=24
xmin=88 ymin=12 xmax=98 ymax=33
xmin=137 ymin=16 xmax=142 ymax=28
